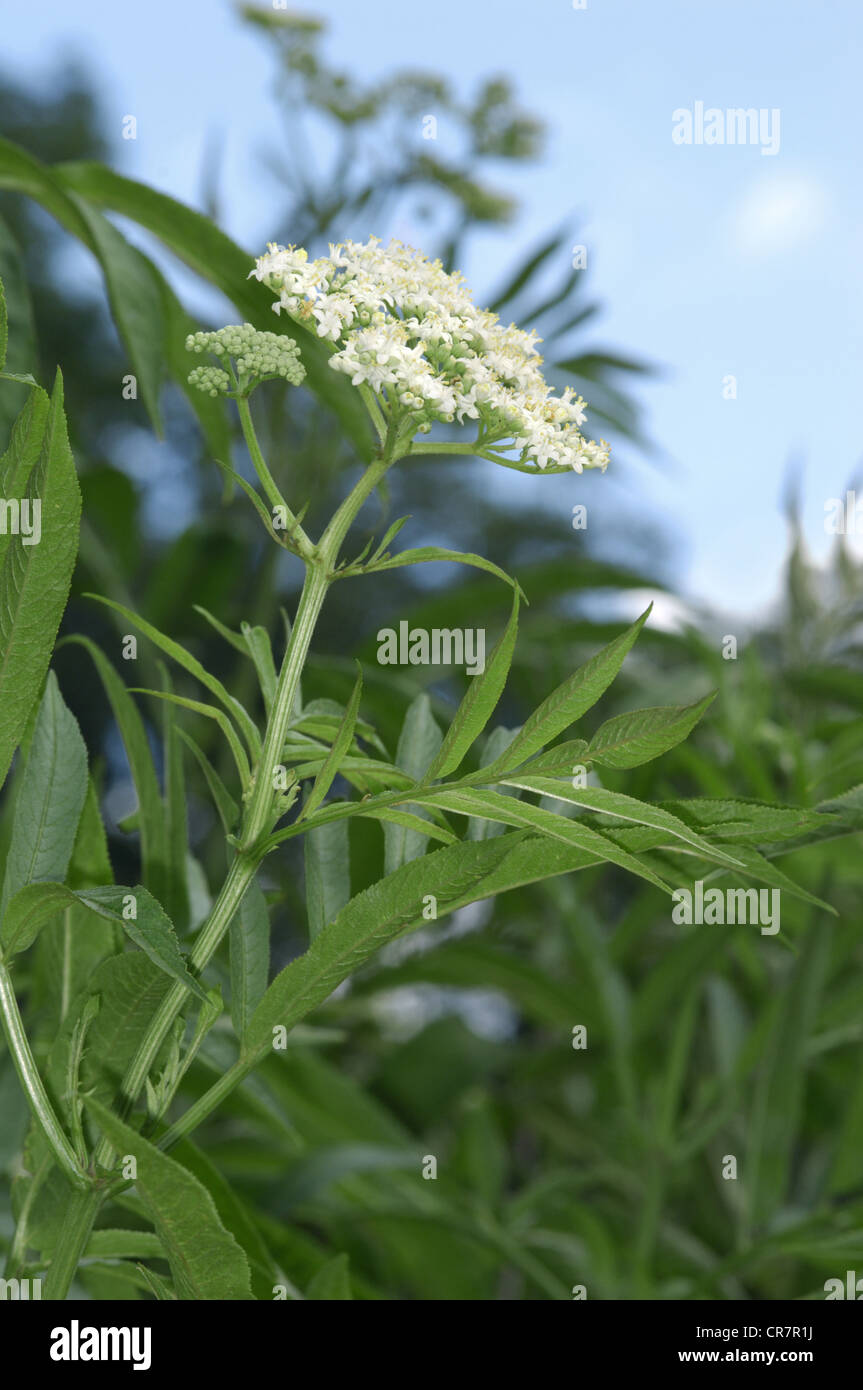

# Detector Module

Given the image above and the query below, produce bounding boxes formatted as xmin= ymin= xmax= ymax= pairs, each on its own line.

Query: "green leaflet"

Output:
xmin=178 ymin=727 xmax=239 ymax=834
xmin=244 ymin=834 xmax=519 ymax=1056
xmin=418 ymin=787 xmax=673 ymax=895
xmin=486 ymin=605 xmax=652 ymax=775
xmin=498 ymin=779 xmax=745 ymax=870
xmin=0 ymin=270 xmax=6 ymax=370
xmin=0 ymin=673 xmax=87 ymax=920
xmin=86 ymin=1098 xmax=254 ymax=1300
xmin=304 ymin=820 xmax=351 ymax=943
xmin=87 ymin=593 xmax=261 ymax=760
xmin=1 ymin=880 xmax=209 ymax=1002
xmin=128 ymin=687 xmax=251 ymax=791
xmin=241 ymin=622 xmax=277 ymax=713
xmin=426 ymin=590 xmax=519 ymax=780
xmin=586 ymin=693 xmax=716 ymax=769
xmin=300 ymin=666 xmax=363 ymax=821
xmin=230 ymin=878 xmax=271 ymax=1040
xmin=360 ymin=545 xmax=521 ymax=595
xmin=62 ymin=635 xmax=170 ymax=907
xmin=306 ymin=1252 xmax=353 ymax=1299
xmin=384 ymin=693 xmax=442 ymax=872
xmin=160 ymin=666 xmax=190 ymax=932
xmin=0 ymin=375 xmax=81 ymax=791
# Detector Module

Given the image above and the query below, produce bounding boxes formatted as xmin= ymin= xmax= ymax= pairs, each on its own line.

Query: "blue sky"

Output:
xmin=2 ymin=0 xmax=860 ymax=614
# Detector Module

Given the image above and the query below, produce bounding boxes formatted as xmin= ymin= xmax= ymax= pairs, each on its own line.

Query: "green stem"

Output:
xmin=0 ymin=960 xmax=89 ymax=1191
xmin=235 ymin=395 xmax=316 ymax=561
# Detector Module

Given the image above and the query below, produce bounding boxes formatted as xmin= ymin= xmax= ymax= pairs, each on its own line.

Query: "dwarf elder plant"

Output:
xmin=0 ymin=242 xmax=840 ymax=1301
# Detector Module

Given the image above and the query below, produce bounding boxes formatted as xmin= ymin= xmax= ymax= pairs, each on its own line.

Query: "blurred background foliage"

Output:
xmin=1 ymin=5 xmax=861 ymax=1300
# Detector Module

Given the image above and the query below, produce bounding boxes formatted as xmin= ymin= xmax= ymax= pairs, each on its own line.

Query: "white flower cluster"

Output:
xmin=250 ymin=238 xmax=609 ymax=473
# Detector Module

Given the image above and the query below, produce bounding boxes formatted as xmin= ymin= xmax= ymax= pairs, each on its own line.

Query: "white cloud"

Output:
xmin=731 ymin=174 xmax=829 ymax=258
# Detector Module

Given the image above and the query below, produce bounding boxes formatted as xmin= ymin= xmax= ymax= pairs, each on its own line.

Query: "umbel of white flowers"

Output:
xmin=248 ymin=236 xmax=610 ymax=474
xmin=186 ymin=323 xmax=306 ymax=396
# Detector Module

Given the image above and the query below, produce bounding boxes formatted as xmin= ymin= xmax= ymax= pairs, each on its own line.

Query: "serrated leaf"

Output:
xmin=427 ymin=590 xmax=519 ymax=780
xmin=384 ymin=693 xmax=442 ymax=872
xmin=230 ymin=879 xmax=270 ymax=1040
xmin=63 ymin=635 xmax=170 ymax=906
xmin=245 ymin=835 xmax=519 ymax=1056
xmin=364 ymin=545 xmax=520 ymax=593
xmin=587 ymin=693 xmax=716 ymax=769
xmin=86 ymin=1097 xmax=254 ymax=1300
xmin=0 ymin=672 xmax=87 ymax=919
xmin=177 ymin=727 xmax=239 ymax=833
xmin=300 ymin=666 xmax=363 ymax=821
xmin=487 ymin=605 xmax=651 ymax=774
xmin=0 ymin=375 xmax=81 ymax=790
xmin=304 ymin=819 xmax=351 ymax=943
xmin=81 ymin=885 xmax=210 ymax=1003
xmin=87 ymin=593 xmax=261 ymax=760
xmin=418 ymin=786 xmax=673 ymax=894
xmin=499 ymin=779 xmax=745 ymax=870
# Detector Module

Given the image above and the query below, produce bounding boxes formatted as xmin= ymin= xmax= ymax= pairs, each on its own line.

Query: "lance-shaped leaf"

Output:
xmin=244 ymin=834 xmax=519 ymax=1057
xmin=129 ymin=687 xmax=251 ymax=791
xmin=485 ymin=605 xmax=652 ymax=775
xmin=177 ymin=727 xmax=239 ymax=834
xmin=242 ymin=622 xmax=277 ymax=713
xmin=0 ymin=672 xmax=87 ymax=918
xmin=384 ymin=693 xmax=442 ymax=872
xmin=86 ymin=1097 xmax=254 ymax=1300
xmin=86 ymin=594 xmax=261 ymax=760
xmin=0 ymin=270 xmax=6 ymax=370
xmin=63 ymin=635 xmax=170 ymax=905
xmin=299 ymin=665 xmax=363 ymax=822
xmin=586 ymin=693 xmax=716 ymax=769
xmin=230 ymin=879 xmax=270 ymax=1040
xmin=498 ymin=779 xmax=745 ymax=870
xmin=415 ymin=787 xmax=674 ymax=893
xmin=304 ymin=820 xmax=350 ymax=943
xmin=426 ymin=590 xmax=520 ymax=780
xmin=0 ymin=375 xmax=80 ymax=790
xmin=359 ymin=545 xmax=521 ymax=594
xmin=1 ymin=879 xmax=209 ymax=1001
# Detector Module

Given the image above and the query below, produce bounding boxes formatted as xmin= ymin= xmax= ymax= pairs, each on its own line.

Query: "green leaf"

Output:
xmin=160 ymin=665 xmax=190 ymax=932
xmin=498 ymin=779 xmax=745 ymax=870
xmin=419 ymin=786 xmax=674 ymax=894
xmin=63 ymin=635 xmax=170 ymax=906
xmin=0 ymin=374 xmax=81 ymax=790
xmin=361 ymin=546 xmax=520 ymax=593
xmin=177 ymin=727 xmax=239 ymax=834
xmin=300 ymin=666 xmax=363 ymax=821
xmin=306 ymin=1253 xmax=353 ymax=1300
xmin=427 ymin=590 xmax=520 ymax=780
xmin=385 ymin=693 xmax=443 ymax=872
xmin=241 ymin=622 xmax=277 ymax=714
xmin=86 ymin=1097 xmax=254 ymax=1300
xmin=0 ymin=672 xmax=87 ymax=918
xmin=245 ymin=835 xmax=519 ymax=1055
xmin=586 ymin=693 xmax=716 ymax=769
xmin=745 ymin=923 xmax=832 ymax=1230
xmin=80 ymin=885 xmax=210 ymax=1003
xmin=128 ymin=687 xmax=251 ymax=791
xmin=361 ymin=806 xmax=456 ymax=847
xmin=230 ymin=879 xmax=270 ymax=1040
xmin=304 ymin=819 xmax=351 ymax=943
xmin=87 ymin=594 xmax=261 ymax=760
xmin=487 ymin=605 xmax=652 ymax=774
